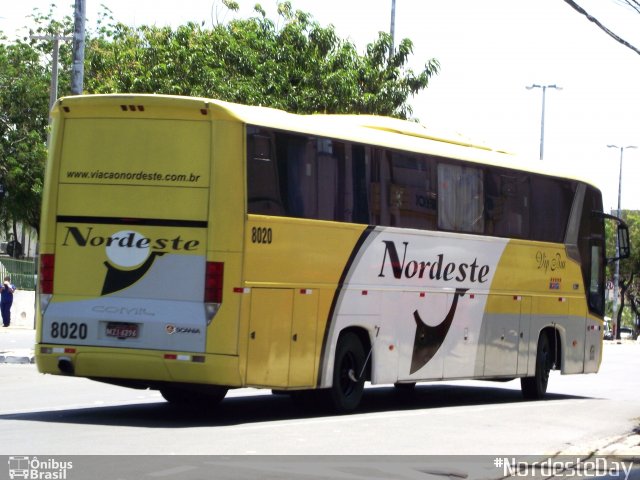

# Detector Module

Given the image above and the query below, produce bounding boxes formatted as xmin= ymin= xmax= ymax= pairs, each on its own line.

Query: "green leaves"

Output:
xmin=83 ymin=3 xmax=439 ymax=119
xmin=0 ymin=1 xmax=440 ymax=239
xmin=0 ymin=39 xmax=49 ymax=234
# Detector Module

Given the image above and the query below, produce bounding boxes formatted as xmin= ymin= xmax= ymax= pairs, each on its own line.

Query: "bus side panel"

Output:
xmin=486 ymin=241 xmax=588 ymax=377
xmin=320 ymin=227 xmax=509 ymax=387
xmin=242 ymin=216 xmax=368 ymax=388
xmin=584 ymin=315 xmax=603 ymax=373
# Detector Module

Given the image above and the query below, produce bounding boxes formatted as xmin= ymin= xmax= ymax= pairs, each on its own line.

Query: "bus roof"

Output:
xmin=56 ymin=93 xmax=598 ymax=189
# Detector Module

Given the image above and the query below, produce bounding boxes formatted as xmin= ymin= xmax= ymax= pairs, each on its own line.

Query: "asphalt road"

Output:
xmin=0 ymin=341 xmax=638 ymax=458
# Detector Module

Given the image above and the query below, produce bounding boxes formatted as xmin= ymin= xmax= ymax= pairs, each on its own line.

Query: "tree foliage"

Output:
xmin=606 ymin=210 xmax=640 ymax=333
xmin=84 ymin=2 xmax=439 ymax=118
xmin=0 ymin=2 xmax=439 ymax=238
xmin=0 ymin=37 xmax=50 ymax=237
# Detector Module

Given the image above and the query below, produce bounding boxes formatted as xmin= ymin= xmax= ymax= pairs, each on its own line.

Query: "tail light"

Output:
xmin=205 ymin=261 xmax=224 ymax=303
xmin=39 ymin=254 xmax=55 ymax=294
xmin=204 ymin=261 xmax=224 ymax=323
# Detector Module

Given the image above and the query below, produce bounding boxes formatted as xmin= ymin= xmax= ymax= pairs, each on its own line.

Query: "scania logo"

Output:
xmin=165 ymin=324 xmax=201 ymax=335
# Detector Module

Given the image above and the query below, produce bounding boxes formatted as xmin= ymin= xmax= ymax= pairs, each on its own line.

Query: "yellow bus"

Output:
xmin=36 ymin=94 xmax=629 ymax=413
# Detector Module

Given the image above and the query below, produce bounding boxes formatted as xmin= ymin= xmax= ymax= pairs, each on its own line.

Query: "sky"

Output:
xmin=2 ymin=0 xmax=640 ymax=212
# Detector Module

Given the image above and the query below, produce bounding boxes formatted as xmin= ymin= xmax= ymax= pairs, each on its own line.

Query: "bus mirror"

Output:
xmin=617 ymin=224 xmax=630 ymax=260
xmin=593 ymin=211 xmax=631 ymax=262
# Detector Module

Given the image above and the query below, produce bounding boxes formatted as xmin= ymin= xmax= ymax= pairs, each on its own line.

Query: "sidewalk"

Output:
xmin=0 ymin=289 xmax=36 ymax=364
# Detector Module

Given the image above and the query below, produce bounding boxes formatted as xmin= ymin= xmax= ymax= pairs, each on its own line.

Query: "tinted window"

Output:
xmin=530 ymin=176 xmax=576 ymax=242
xmin=438 ymin=163 xmax=484 ymax=234
xmin=247 ymin=128 xmax=350 ymax=222
xmin=485 ymin=171 xmax=530 ymax=238
xmin=578 ymin=186 xmax=605 ymax=315
xmin=246 ymin=126 xmax=578 ymax=246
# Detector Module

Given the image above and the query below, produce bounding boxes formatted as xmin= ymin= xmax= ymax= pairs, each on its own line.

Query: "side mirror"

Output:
xmin=617 ymin=224 xmax=630 ymax=260
xmin=593 ymin=211 xmax=631 ymax=263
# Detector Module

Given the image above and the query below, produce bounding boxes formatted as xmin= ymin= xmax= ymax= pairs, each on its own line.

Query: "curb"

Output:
xmin=0 ymin=350 xmax=35 ymax=364
xmin=556 ymin=428 xmax=640 ymax=457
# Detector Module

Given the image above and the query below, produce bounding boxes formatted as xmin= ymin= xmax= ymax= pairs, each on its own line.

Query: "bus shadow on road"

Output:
xmin=0 ymin=381 xmax=593 ymax=428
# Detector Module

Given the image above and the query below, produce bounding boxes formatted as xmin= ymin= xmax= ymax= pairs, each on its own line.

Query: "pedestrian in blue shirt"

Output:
xmin=1 ymin=276 xmax=16 ymax=327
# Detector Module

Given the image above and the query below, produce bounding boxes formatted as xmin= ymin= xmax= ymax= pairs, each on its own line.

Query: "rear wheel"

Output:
xmin=327 ymin=332 xmax=366 ymax=413
xmin=521 ymin=333 xmax=552 ymax=400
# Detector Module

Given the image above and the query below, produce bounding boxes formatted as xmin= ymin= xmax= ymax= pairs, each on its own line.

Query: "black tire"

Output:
xmin=327 ymin=332 xmax=366 ymax=413
xmin=160 ymin=385 xmax=227 ymax=407
xmin=521 ymin=333 xmax=552 ymax=400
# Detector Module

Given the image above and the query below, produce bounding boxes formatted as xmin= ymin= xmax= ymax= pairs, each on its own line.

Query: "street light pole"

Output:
xmin=31 ymin=34 xmax=73 ymax=112
xmin=607 ymin=144 xmax=637 ymax=340
xmin=526 ymin=84 xmax=562 ymax=160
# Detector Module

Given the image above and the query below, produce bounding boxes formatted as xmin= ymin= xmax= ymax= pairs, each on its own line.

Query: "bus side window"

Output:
xmin=247 ymin=131 xmax=285 ymax=216
xmin=530 ymin=176 xmax=576 ymax=242
xmin=485 ymin=171 xmax=530 ymax=238
xmin=316 ymin=138 xmax=339 ymax=221
xmin=351 ymin=145 xmax=371 ymax=225
xmin=578 ymin=186 xmax=605 ymax=316
xmin=437 ymin=163 xmax=484 ymax=234
xmin=589 ymin=242 xmax=604 ymax=314
xmin=389 ymin=152 xmax=436 ymax=230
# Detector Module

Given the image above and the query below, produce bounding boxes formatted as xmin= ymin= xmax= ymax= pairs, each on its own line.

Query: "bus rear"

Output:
xmin=36 ymin=95 xmax=244 ymax=399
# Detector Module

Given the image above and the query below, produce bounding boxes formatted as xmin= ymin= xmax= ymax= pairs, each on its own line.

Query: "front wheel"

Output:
xmin=327 ymin=332 xmax=366 ymax=413
xmin=521 ymin=333 xmax=552 ymax=400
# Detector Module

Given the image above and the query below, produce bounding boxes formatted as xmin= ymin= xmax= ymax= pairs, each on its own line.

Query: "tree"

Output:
xmin=0 ymin=1 xmax=439 ymax=241
xmin=84 ymin=2 xmax=439 ymax=119
xmin=606 ymin=210 xmax=640 ymax=337
xmin=0 ymin=38 xmax=50 ymax=238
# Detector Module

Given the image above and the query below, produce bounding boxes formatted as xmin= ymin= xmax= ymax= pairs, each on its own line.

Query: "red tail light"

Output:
xmin=40 ymin=254 xmax=55 ymax=294
xmin=205 ymin=262 xmax=224 ymax=303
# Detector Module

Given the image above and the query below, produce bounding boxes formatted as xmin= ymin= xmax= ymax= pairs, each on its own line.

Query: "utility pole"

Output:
xmin=71 ymin=0 xmax=86 ymax=95
xmin=390 ymin=0 xmax=396 ymax=57
xmin=526 ymin=84 xmax=562 ymax=160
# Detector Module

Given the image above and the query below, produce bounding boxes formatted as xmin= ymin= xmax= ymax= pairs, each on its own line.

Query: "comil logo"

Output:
xmin=61 ymin=226 xmax=201 ymax=295
xmin=8 ymin=456 xmax=73 ymax=480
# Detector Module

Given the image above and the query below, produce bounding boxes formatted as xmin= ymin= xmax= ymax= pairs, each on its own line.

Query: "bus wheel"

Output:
xmin=521 ymin=333 xmax=551 ymax=400
xmin=328 ymin=332 xmax=366 ymax=413
xmin=160 ymin=386 xmax=228 ymax=406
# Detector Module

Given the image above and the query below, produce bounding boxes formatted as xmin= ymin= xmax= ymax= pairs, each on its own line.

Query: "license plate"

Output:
xmin=106 ymin=322 xmax=139 ymax=338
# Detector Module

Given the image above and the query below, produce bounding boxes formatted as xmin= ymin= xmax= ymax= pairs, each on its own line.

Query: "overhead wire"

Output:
xmin=562 ymin=0 xmax=640 ymax=55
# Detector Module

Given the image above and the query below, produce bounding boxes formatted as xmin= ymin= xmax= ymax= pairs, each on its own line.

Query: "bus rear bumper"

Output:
xmin=35 ymin=345 xmax=242 ymax=388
